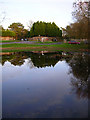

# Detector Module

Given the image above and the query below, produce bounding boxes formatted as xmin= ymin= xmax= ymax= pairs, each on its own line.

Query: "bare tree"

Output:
xmin=72 ymin=0 xmax=89 ymax=22
xmin=27 ymin=20 xmax=34 ymax=31
xmin=0 ymin=11 xmax=6 ymax=24
xmin=67 ymin=0 xmax=89 ymax=39
xmin=0 ymin=11 xmax=6 ymax=38
xmin=0 ymin=1 xmax=6 ymax=38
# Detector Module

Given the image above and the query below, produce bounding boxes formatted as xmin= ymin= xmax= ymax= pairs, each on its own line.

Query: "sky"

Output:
xmin=0 ymin=0 xmax=75 ymax=29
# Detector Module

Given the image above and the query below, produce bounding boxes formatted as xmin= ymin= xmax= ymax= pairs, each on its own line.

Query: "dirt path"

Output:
xmin=1 ymin=46 xmax=89 ymax=52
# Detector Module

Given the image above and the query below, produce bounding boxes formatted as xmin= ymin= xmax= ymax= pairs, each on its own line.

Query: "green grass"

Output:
xmin=1 ymin=43 xmax=88 ymax=48
xmin=49 ymin=43 xmax=88 ymax=49
xmin=1 ymin=43 xmax=40 ymax=47
xmin=0 ymin=40 xmax=20 ymax=43
xmin=1 ymin=43 xmax=88 ymax=53
xmin=1 ymin=40 xmax=88 ymax=50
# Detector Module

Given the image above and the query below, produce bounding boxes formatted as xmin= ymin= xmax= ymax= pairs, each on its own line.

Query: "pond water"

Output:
xmin=1 ymin=51 xmax=89 ymax=118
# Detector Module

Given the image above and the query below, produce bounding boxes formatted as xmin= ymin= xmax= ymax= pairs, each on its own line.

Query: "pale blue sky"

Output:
xmin=0 ymin=0 xmax=75 ymax=29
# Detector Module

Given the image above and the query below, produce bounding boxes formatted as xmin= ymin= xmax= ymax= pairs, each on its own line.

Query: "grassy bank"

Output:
xmin=1 ymin=43 xmax=88 ymax=52
xmin=0 ymin=40 xmax=20 ymax=43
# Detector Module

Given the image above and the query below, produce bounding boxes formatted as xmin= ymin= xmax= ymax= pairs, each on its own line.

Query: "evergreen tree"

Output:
xmin=8 ymin=22 xmax=26 ymax=39
xmin=2 ymin=29 xmax=15 ymax=37
xmin=30 ymin=21 xmax=62 ymax=37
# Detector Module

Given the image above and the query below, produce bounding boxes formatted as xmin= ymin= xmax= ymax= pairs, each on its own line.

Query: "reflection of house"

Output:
xmin=0 ymin=36 xmax=14 ymax=41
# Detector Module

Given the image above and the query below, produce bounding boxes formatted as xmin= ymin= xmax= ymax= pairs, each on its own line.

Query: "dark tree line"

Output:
xmin=0 ymin=26 xmax=15 ymax=37
xmin=1 ymin=21 xmax=62 ymax=40
xmin=62 ymin=0 xmax=89 ymax=39
xmin=8 ymin=23 xmax=29 ymax=40
xmin=0 ymin=23 xmax=29 ymax=40
xmin=30 ymin=21 xmax=62 ymax=37
xmin=2 ymin=29 xmax=16 ymax=37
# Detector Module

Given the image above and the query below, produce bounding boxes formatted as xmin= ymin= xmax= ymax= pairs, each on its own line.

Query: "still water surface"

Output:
xmin=1 ymin=51 xmax=89 ymax=118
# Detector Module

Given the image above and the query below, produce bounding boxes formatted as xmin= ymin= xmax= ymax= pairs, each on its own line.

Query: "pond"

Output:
xmin=1 ymin=51 xmax=89 ymax=118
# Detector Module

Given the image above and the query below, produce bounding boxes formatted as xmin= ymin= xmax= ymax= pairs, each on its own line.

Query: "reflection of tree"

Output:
xmin=10 ymin=53 xmax=25 ymax=66
xmin=1 ymin=52 xmax=27 ymax=66
xmin=70 ymin=77 xmax=89 ymax=99
xmin=68 ymin=53 xmax=90 ymax=99
xmin=1 ymin=51 xmax=89 ymax=99
xmin=1 ymin=51 xmax=73 ymax=67
xmin=1 ymin=52 xmax=60 ymax=67
xmin=69 ymin=53 xmax=89 ymax=81
xmin=1 ymin=53 xmax=14 ymax=65
xmin=29 ymin=52 xmax=60 ymax=68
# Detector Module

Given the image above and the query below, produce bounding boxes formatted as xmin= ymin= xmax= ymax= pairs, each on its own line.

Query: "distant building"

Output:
xmin=28 ymin=36 xmax=62 ymax=42
xmin=28 ymin=36 xmax=51 ymax=42
xmin=61 ymin=28 xmax=67 ymax=37
xmin=0 ymin=36 xmax=14 ymax=41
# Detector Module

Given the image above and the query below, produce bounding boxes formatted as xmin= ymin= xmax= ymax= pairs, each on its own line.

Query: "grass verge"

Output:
xmin=0 ymin=40 xmax=20 ymax=43
xmin=1 ymin=43 xmax=88 ymax=52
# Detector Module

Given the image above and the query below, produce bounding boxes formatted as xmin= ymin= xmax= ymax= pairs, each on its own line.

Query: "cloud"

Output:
xmin=1 ymin=0 xmax=75 ymax=28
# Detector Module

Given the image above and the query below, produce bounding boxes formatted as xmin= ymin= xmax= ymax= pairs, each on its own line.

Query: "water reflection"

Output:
xmin=1 ymin=51 xmax=73 ymax=67
xmin=1 ymin=51 xmax=89 ymax=118
xmin=1 ymin=52 xmax=27 ymax=66
xmin=67 ymin=53 xmax=90 ymax=99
